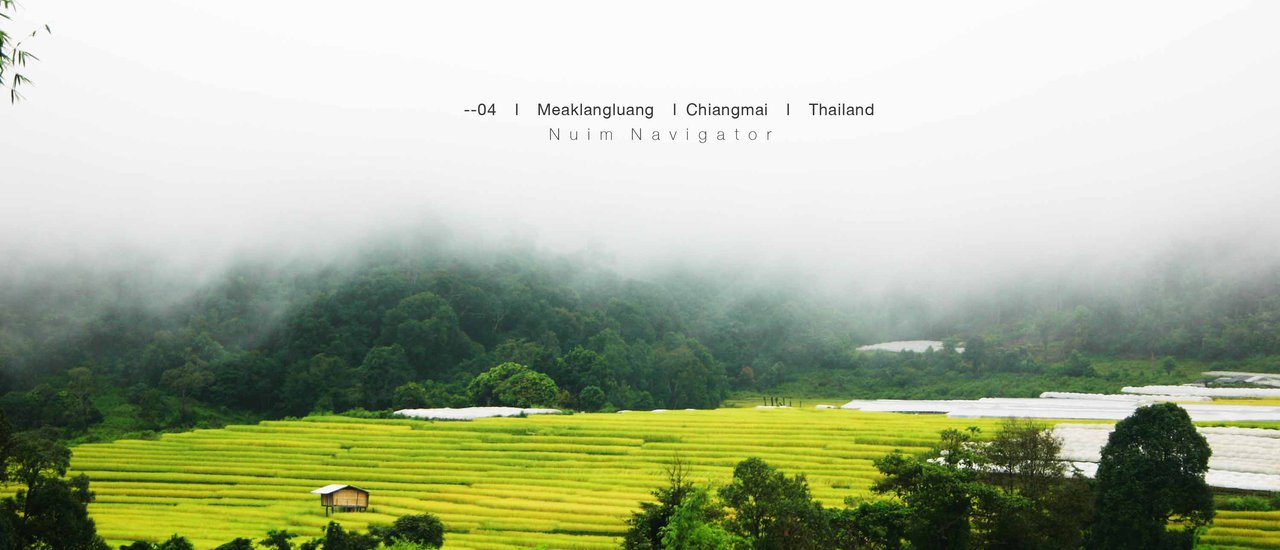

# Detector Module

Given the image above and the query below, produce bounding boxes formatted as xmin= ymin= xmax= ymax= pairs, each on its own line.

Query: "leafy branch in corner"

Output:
xmin=0 ymin=0 xmax=51 ymax=104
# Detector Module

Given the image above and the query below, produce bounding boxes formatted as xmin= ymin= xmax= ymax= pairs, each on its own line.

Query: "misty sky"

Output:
xmin=2 ymin=1 xmax=1279 ymax=286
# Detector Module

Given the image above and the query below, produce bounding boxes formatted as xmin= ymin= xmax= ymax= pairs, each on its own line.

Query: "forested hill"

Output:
xmin=0 ymin=243 xmax=857 ymax=431
xmin=2 ymin=239 xmax=1279 ymax=438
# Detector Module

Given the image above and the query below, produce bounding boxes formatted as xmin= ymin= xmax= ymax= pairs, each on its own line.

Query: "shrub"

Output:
xmin=371 ymin=514 xmax=445 ymax=548
xmin=578 ymin=386 xmax=606 ymax=412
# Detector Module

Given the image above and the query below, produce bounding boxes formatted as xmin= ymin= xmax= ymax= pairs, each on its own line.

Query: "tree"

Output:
xmin=718 ymin=457 xmax=828 ymax=549
xmin=127 ymin=383 xmax=175 ymax=429
xmin=467 ymin=362 xmax=530 ymax=406
xmin=0 ymin=0 xmax=50 ymax=103
xmin=0 ymin=511 xmax=13 ymax=550
xmin=980 ymin=419 xmax=1065 ymax=498
xmin=257 ymin=530 xmax=297 ymax=550
xmin=0 ymin=429 xmax=107 ymax=549
xmin=578 ymin=385 xmax=606 ymax=412
xmin=1090 ymin=403 xmax=1213 ymax=549
xmin=870 ymin=424 xmax=1094 ymax=550
xmin=551 ymin=346 xmax=604 ymax=394
xmin=379 ymin=292 xmax=479 ymax=373
xmin=871 ymin=450 xmax=973 ymax=550
xmin=828 ymin=500 xmax=907 ymax=550
xmin=65 ymin=367 xmax=104 ymax=429
xmin=9 ymin=473 xmax=105 ymax=550
xmin=161 ymin=362 xmax=213 ymax=418
xmin=624 ymin=458 xmax=695 ymax=550
xmin=0 ymin=412 xmax=11 ymax=485
xmin=975 ymin=419 xmax=1093 ymax=549
xmin=212 ymin=538 xmax=253 ymax=550
xmin=467 ymin=362 xmax=558 ymax=407
xmin=6 ymin=428 xmax=70 ymax=489
xmin=660 ymin=486 xmax=742 ymax=550
xmin=315 ymin=521 xmax=377 ymax=550
xmin=281 ymin=354 xmax=355 ymax=415
xmin=370 ymin=513 xmax=444 ymax=548
xmin=154 ymin=535 xmax=194 ymax=550
xmin=391 ymin=382 xmax=430 ymax=410
xmin=357 ymin=345 xmax=414 ymax=410
xmin=495 ymin=370 xmax=558 ymax=408
xmin=652 ymin=335 xmax=726 ymax=409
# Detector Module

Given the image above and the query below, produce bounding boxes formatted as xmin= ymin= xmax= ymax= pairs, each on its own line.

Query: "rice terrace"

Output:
xmin=66 ymin=407 xmax=1280 ymax=549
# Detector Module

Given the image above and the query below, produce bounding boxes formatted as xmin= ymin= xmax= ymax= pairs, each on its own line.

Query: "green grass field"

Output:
xmin=66 ymin=408 xmax=1280 ymax=549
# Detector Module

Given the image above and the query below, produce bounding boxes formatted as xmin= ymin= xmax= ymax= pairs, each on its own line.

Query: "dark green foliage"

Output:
xmin=0 ymin=412 xmax=10 ymax=485
xmin=627 ymin=441 xmax=1097 ymax=550
xmin=160 ymin=362 xmax=213 ymax=418
xmin=7 ymin=474 xmax=104 ymax=550
xmin=316 ymin=522 xmax=377 ymax=550
xmin=549 ymin=346 xmax=604 ymax=395
xmin=870 ymin=423 xmax=1093 ymax=550
xmin=978 ymin=420 xmax=1095 ymax=550
xmin=0 ymin=382 xmax=102 ymax=431
xmin=119 ymin=543 xmax=154 ymax=550
xmin=0 ymin=513 xmax=14 ymax=550
xmin=1053 ymin=351 xmax=1097 ymax=377
xmin=467 ymin=362 xmax=531 ymax=406
xmin=390 ymin=380 xmax=464 ymax=410
xmin=258 ymin=529 xmax=298 ymax=550
xmin=872 ymin=451 xmax=974 ymax=550
xmin=1219 ymin=494 xmax=1280 ymax=511
xmin=154 ymin=535 xmax=194 ymax=550
xmin=7 ymin=428 xmax=70 ymax=488
xmin=3 ymin=241 xmax=1279 ymax=441
xmin=831 ymin=500 xmax=907 ymax=550
xmin=282 ymin=354 xmax=355 ymax=415
xmin=623 ymin=459 xmax=695 ymax=550
xmin=357 ymin=345 xmax=413 ymax=410
xmin=1090 ymin=403 xmax=1214 ymax=549
xmin=369 ymin=513 xmax=445 ymax=548
xmin=378 ymin=292 xmax=479 ymax=372
xmin=651 ymin=335 xmax=727 ymax=409
xmin=659 ymin=486 xmax=740 ymax=549
xmin=577 ymin=385 xmax=606 ymax=411
xmin=126 ymin=383 xmax=175 ymax=429
xmin=0 ymin=428 xmax=107 ymax=550
xmin=718 ymin=457 xmax=828 ymax=549
xmin=467 ymin=363 xmax=558 ymax=408
xmin=494 ymin=370 xmax=558 ymax=408
xmin=212 ymin=538 xmax=253 ymax=550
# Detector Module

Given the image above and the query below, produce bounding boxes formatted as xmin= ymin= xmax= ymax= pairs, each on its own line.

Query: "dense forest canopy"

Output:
xmin=1 ymin=231 xmax=1279 ymax=436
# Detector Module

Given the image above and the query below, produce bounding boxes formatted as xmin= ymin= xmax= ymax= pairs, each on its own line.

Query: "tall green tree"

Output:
xmin=1089 ymin=403 xmax=1213 ymax=549
xmin=872 ymin=449 xmax=974 ymax=550
xmin=718 ymin=457 xmax=828 ymax=550
xmin=624 ymin=458 xmax=695 ymax=550
xmin=975 ymin=420 xmax=1093 ymax=549
xmin=0 ymin=429 xmax=106 ymax=549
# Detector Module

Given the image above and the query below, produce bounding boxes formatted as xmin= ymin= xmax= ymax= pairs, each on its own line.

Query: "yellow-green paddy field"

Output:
xmin=66 ymin=408 xmax=1280 ymax=549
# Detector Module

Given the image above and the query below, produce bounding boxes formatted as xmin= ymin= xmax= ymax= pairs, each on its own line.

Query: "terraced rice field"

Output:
xmin=68 ymin=408 xmax=1280 ymax=549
